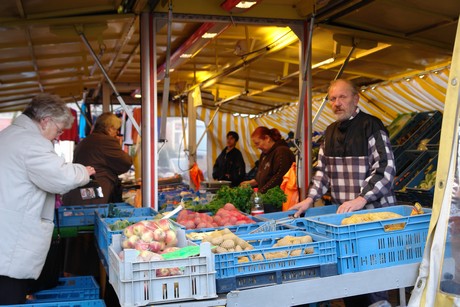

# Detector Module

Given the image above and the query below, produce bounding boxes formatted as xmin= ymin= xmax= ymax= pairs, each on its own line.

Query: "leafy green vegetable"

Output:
xmin=205 ymin=185 xmax=253 ymax=214
xmin=261 ymin=187 xmax=287 ymax=209
xmin=109 ymin=219 xmax=132 ymax=230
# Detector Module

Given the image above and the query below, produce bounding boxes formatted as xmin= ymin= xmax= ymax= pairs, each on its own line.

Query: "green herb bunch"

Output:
xmin=205 ymin=185 xmax=254 ymax=214
xmin=261 ymin=186 xmax=287 ymax=209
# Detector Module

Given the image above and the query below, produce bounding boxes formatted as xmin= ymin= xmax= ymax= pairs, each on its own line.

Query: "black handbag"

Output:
xmin=29 ymin=208 xmax=62 ymax=293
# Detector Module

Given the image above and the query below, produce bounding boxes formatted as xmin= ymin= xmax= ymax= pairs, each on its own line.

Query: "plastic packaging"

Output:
xmin=251 ymin=188 xmax=264 ymax=216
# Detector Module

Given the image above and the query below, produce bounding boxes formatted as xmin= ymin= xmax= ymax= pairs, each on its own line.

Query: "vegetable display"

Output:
xmin=416 ymin=164 xmax=436 ymax=190
xmin=260 ymin=186 xmax=287 ymax=209
xmin=205 ymin=185 xmax=253 ymax=214
xmin=177 ymin=203 xmax=255 ymax=229
xmin=202 ymin=228 xmax=255 ymax=254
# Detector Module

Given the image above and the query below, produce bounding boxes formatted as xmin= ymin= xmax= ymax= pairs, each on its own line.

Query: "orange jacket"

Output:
xmin=280 ymin=162 xmax=299 ymax=211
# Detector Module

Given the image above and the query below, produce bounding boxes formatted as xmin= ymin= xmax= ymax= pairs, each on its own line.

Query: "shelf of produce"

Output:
xmin=153 ymin=263 xmax=418 ymax=306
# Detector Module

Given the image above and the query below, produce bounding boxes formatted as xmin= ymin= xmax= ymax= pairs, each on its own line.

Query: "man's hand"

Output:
xmin=291 ymin=197 xmax=314 ymax=218
xmin=337 ymin=196 xmax=367 ymax=214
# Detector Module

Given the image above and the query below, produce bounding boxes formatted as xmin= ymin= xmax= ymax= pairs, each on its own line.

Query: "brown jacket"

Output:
xmin=255 ymin=140 xmax=295 ymax=194
xmin=62 ymin=132 xmax=132 ymax=205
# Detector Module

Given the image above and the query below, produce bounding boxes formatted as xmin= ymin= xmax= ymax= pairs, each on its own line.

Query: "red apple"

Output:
xmin=157 ymin=219 xmax=172 ymax=231
xmin=127 ymin=235 xmax=140 ymax=248
xmin=121 ymin=239 xmax=130 ymax=249
xmin=164 ymin=229 xmax=178 ymax=247
xmin=135 ymin=241 xmax=150 ymax=251
xmin=156 ymin=268 xmax=170 ymax=277
xmin=148 ymin=241 xmax=165 ymax=253
xmin=152 ymin=229 xmax=166 ymax=242
xmin=141 ymin=230 xmax=155 ymax=243
xmin=133 ymin=223 xmax=147 ymax=236
xmin=123 ymin=225 xmax=135 ymax=238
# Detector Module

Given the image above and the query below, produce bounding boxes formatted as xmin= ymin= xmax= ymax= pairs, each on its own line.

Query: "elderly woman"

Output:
xmin=0 ymin=94 xmax=94 ymax=305
xmin=241 ymin=126 xmax=295 ymax=197
xmin=63 ymin=112 xmax=133 ymax=206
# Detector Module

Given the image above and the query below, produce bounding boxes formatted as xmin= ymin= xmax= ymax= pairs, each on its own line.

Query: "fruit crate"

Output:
xmin=390 ymin=111 xmax=442 ymax=151
xmin=404 ymin=155 xmax=438 ymax=207
xmin=27 ymin=276 xmax=100 ymax=303
xmin=394 ymin=150 xmax=438 ymax=191
xmin=94 ymin=214 xmax=183 ymax=274
xmin=58 ymin=203 xmax=133 ymax=227
xmin=185 ymin=220 xmax=293 ymax=242
xmin=254 ymin=204 xmax=339 ymax=221
xmin=108 ymin=232 xmax=217 ymax=306
xmin=289 ymin=205 xmax=432 ymax=274
xmin=214 ymin=230 xmax=337 ymax=293
xmin=387 ymin=112 xmax=417 ymax=141
xmin=19 ymin=299 xmax=106 ymax=307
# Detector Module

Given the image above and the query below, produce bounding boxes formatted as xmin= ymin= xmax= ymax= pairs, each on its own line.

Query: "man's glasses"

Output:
xmin=50 ymin=119 xmax=64 ymax=136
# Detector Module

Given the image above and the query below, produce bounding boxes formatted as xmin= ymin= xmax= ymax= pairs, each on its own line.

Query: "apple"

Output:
xmin=156 ymin=268 xmax=170 ymax=277
xmin=141 ymin=230 xmax=155 ymax=243
xmin=127 ymin=235 xmax=140 ymax=248
xmin=168 ymin=267 xmax=183 ymax=276
xmin=146 ymin=220 xmax=160 ymax=230
xmin=121 ymin=239 xmax=130 ymax=249
xmin=157 ymin=219 xmax=172 ymax=231
xmin=148 ymin=241 xmax=165 ymax=253
xmin=152 ymin=229 xmax=166 ymax=242
xmin=164 ymin=229 xmax=178 ymax=247
xmin=135 ymin=241 xmax=150 ymax=251
xmin=133 ymin=223 xmax=147 ymax=236
xmin=123 ymin=225 xmax=135 ymax=238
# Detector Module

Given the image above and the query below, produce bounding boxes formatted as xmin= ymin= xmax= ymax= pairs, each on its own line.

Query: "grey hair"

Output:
xmin=23 ymin=94 xmax=74 ymax=128
xmin=93 ymin=112 xmax=121 ymax=134
xmin=328 ymin=79 xmax=359 ymax=96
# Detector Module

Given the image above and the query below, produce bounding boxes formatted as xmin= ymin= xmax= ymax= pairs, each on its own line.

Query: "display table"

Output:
xmin=154 ymin=262 xmax=419 ymax=307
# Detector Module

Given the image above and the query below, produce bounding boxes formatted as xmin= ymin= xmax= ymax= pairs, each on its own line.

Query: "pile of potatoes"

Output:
xmin=202 ymin=228 xmax=255 ymax=254
xmin=242 ymin=234 xmax=315 ymax=262
xmin=201 ymin=229 xmax=316 ymax=263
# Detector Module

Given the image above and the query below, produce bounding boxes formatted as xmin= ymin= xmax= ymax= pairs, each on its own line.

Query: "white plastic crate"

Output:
xmin=108 ymin=230 xmax=217 ymax=306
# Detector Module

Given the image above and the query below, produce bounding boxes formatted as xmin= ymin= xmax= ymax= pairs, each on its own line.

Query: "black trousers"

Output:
xmin=0 ymin=275 xmax=30 ymax=305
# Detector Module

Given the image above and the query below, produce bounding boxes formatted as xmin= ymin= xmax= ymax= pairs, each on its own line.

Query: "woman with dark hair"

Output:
xmin=212 ymin=131 xmax=246 ymax=187
xmin=240 ymin=126 xmax=295 ymax=195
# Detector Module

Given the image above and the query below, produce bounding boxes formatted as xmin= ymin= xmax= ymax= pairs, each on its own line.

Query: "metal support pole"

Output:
xmin=159 ymin=2 xmax=173 ymax=142
xmin=296 ymin=17 xmax=315 ymax=197
xmin=77 ymin=29 xmax=141 ymax=136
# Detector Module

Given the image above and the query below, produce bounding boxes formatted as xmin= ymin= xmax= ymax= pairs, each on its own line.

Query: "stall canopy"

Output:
xmin=0 ymin=0 xmax=458 ymax=114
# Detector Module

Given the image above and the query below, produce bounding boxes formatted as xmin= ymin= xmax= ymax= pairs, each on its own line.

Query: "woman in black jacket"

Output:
xmin=212 ymin=131 xmax=246 ymax=187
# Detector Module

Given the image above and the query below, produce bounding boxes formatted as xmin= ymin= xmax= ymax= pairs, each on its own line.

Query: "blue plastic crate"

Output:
xmin=27 ymin=276 xmax=100 ymax=303
xmin=185 ymin=219 xmax=290 ymax=243
xmin=290 ymin=205 xmax=432 ymax=274
xmin=58 ymin=203 xmax=132 ymax=227
xmin=95 ymin=215 xmax=183 ymax=273
xmin=213 ymin=230 xmax=337 ymax=293
xmin=405 ymin=155 xmax=438 ymax=207
xmin=254 ymin=204 xmax=338 ymax=221
xmin=20 ymin=299 xmax=106 ymax=307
